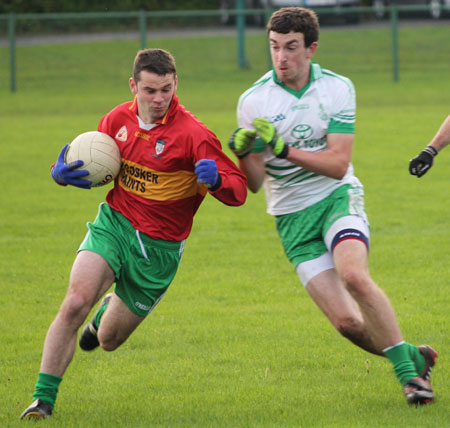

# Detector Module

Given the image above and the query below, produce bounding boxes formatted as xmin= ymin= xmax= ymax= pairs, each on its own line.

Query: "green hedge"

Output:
xmin=1 ymin=0 xmax=222 ymax=14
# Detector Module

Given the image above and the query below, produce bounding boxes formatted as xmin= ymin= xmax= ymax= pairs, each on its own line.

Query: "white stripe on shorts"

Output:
xmin=136 ymin=230 xmax=149 ymax=260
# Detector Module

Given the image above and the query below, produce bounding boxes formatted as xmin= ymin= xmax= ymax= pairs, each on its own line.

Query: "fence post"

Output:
xmin=236 ymin=0 xmax=249 ymax=68
xmin=139 ymin=10 xmax=147 ymax=49
xmin=8 ymin=13 xmax=16 ymax=93
xmin=390 ymin=6 xmax=399 ymax=82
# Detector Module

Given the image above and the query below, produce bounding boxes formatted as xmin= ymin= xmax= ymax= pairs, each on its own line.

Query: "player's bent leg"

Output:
xmin=79 ymin=293 xmax=112 ymax=351
xmin=96 ymin=292 xmax=146 ymax=351
xmin=303 ymin=263 xmax=382 ymax=355
xmin=331 ymin=238 xmax=434 ymax=404
xmin=332 ymin=239 xmax=403 ymax=350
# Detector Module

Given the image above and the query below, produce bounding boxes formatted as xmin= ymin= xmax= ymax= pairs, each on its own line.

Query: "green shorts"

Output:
xmin=275 ymin=184 xmax=369 ymax=269
xmin=79 ymin=203 xmax=185 ymax=317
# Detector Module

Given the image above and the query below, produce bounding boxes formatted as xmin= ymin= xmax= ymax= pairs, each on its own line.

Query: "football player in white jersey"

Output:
xmin=229 ymin=6 xmax=437 ymax=406
xmin=410 ymin=114 xmax=450 ymax=177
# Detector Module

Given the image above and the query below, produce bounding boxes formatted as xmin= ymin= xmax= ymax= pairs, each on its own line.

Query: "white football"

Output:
xmin=65 ymin=131 xmax=121 ymax=187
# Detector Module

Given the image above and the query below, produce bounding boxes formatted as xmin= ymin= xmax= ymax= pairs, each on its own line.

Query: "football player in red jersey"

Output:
xmin=21 ymin=48 xmax=247 ymax=420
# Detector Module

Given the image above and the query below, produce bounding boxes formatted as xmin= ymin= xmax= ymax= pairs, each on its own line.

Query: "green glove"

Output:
xmin=228 ymin=128 xmax=257 ymax=159
xmin=252 ymin=118 xmax=289 ymax=158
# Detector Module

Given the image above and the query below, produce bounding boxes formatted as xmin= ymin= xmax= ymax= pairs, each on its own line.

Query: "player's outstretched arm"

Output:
xmin=409 ymin=114 xmax=450 ymax=178
xmin=51 ymin=144 xmax=92 ymax=189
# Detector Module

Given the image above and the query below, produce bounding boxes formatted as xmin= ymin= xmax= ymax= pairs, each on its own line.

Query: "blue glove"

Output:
xmin=51 ymin=143 xmax=92 ymax=189
xmin=195 ymin=159 xmax=220 ymax=189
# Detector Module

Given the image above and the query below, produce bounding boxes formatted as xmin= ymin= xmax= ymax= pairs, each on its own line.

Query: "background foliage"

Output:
xmin=0 ymin=0 xmax=222 ymax=14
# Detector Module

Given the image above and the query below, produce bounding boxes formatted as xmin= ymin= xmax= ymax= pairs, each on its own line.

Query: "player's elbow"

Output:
xmin=246 ymin=175 xmax=264 ymax=193
xmin=248 ymin=183 xmax=259 ymax=193
xmin=234 ymin=190 xmax=248 ymax=206
xmin=333 ymin=163 xmax=349 ymax=180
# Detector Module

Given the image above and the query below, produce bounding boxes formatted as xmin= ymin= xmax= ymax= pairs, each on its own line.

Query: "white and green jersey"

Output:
xmin=237 ymin=62 xmax=363 ymax=216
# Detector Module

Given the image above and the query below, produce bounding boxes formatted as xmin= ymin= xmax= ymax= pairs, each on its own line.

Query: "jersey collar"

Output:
xmin=128 ymin=94 xmax=180 ymax=126
xmin=156 ymin=94 xmax=179 ymax=125
xmin=272 ymin=62 xmax=322 ymax=99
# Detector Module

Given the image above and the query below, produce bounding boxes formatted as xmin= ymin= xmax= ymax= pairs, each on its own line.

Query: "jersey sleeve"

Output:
xmin=328 ymin=77 xmax=356 ymax=134
xmin=237 ymin=91 xmax=266 ymax=153
xmin=97 ymin=115 xmax=107 ymax=133
xmin=194 ymin=131 xmax=247 ymax=207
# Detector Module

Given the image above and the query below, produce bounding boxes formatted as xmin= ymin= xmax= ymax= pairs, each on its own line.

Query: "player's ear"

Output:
xmin=307 ymin=42 xmax=319 ymax=58
xmin=129 ymin=77 xmax=137 ymax=95
xmin=174 ymin=75 xmax=178 ymax=92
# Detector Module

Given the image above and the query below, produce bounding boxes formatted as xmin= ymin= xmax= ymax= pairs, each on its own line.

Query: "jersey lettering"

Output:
xmin=118 ymin=159 xmax=199 ymax=201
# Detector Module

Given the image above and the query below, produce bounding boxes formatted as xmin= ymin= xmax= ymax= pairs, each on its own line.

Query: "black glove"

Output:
xmin=409 ymin=146 xmax=438 ymax=178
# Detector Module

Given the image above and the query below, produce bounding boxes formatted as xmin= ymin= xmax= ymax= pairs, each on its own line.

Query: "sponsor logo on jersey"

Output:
xmin=118 ymin=159 xmax=204 ymax=201
xmin=290 ymin=125 xmax=326 ymax=150
xmin=270 ymin=113 xmax=286 ymax=124
xmin=135 ymin=131 xmax=150 ymax=141
xmin=291 ymin=124 xmax=313 ymax=140
xmin=116 ymin=125 xmax=128 ymax=142
xmin=291 ymin=104 xmax=309 ymax=111
xmin=292 ymin=136 xmax=327 ymax=150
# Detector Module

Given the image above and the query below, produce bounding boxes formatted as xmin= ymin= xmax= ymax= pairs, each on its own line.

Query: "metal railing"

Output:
xmin=1 ymin=5 xmax=449 ymax=92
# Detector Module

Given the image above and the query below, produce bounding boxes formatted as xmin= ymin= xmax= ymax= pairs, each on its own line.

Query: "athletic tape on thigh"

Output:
xmin=330 ymin=228 xmax=369 ymax=251
xmin=324 ymin=215 xmax=370 ymax=252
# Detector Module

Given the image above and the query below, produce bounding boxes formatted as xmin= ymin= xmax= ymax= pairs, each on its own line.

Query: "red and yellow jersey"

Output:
xmin=98 ymin=95 xmax=247 ymax=241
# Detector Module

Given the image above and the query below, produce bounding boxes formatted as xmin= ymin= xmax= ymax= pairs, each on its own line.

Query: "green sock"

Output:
xmin=93 ymin=301 xmax=109 ymax=329
xmin=405 ymin=343 xmax=426 ymax=376
xmin=383 ymin=342 xmax=419 ymax=386
xmin=33 ymin=372 xmax=63 ymax=409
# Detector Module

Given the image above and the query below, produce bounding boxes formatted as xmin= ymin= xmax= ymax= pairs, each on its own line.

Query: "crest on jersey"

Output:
xmin=115 ymin=125 xmax=128 ymax=142
xmin=155 ymin=139 xmax=166 ymax=156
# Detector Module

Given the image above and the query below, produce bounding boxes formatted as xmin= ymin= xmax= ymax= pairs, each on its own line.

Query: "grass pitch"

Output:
xmin=0 ymin=23 xmax=449 ymax=427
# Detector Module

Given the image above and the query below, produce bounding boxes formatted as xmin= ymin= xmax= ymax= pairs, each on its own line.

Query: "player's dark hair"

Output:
xmin=133 ymin=48 xmax=176 ymax=82
xmin=267 ymin=7 xmax=319 ymax=47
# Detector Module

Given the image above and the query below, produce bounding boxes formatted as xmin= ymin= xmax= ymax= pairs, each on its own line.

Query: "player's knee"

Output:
xmin=99 ymin=340 xmax=119 ymax=352
xmin=98 ymin=332 xmax=125 ymax=352
xmin=59 ymin=293 xmax=91 ymax=325
xmin=340 ymin=268 xmax=371 ymax=299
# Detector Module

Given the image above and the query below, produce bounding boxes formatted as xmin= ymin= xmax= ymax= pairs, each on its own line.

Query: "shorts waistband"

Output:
xmin=103 ymin=203 xmax=184 ymax=251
